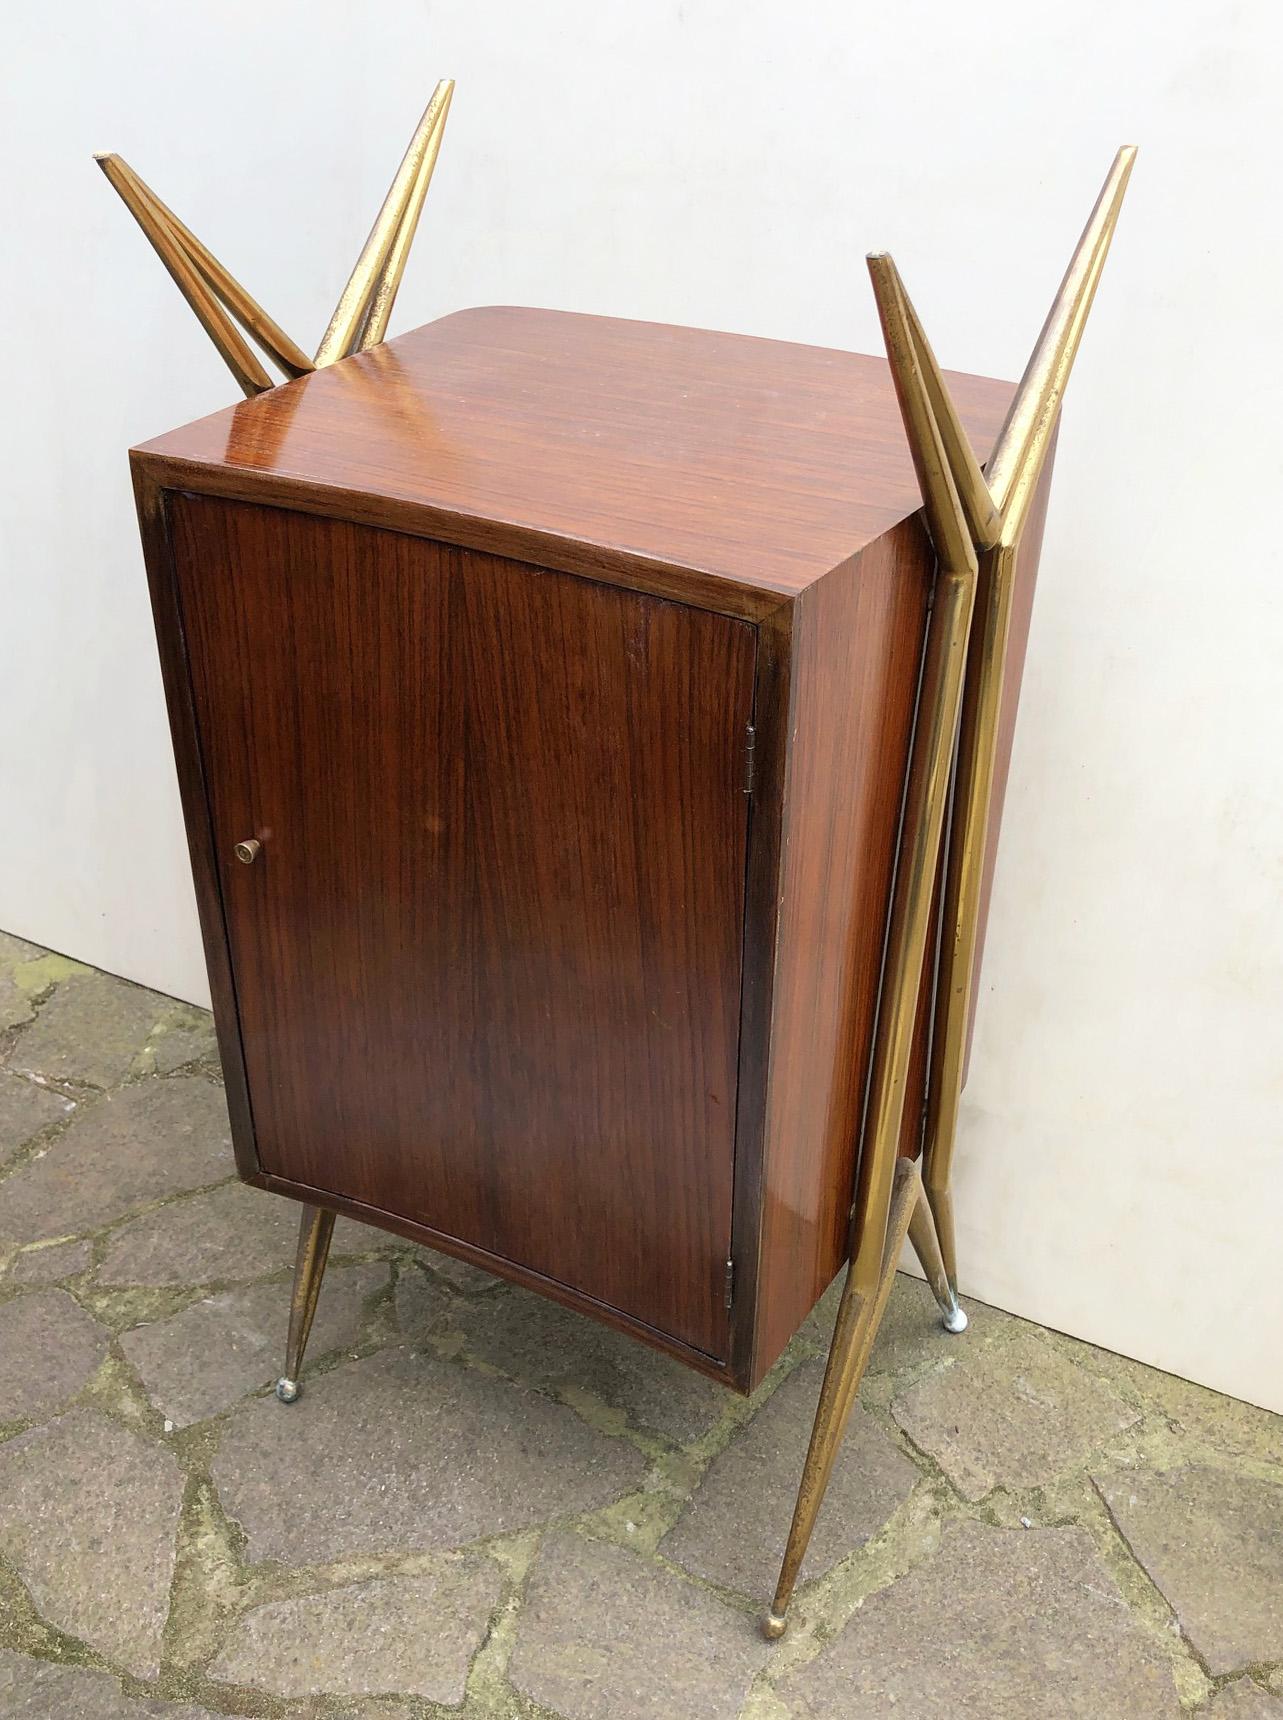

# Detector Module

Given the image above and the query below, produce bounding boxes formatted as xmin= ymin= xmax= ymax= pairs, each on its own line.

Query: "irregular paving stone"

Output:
xmin=0 ymin=931 xmax=45 ymax=967
xmin=0 ymin=1648 xmax=217 ymax=1718
xmin=892 ymin=1324 xmax=1139 ymax=1500
xmin=779 ymin=1520 xmax=1180 ymax=1718
xmin=662 ymin=1359 xmax=918 ymax=1593
xmin=7 ymin=1235 xmax=94 ymax=1284
xmin=870 ymin=1274 xmax=1007 ymax=1375
xmin=1062 ymin=1339 xmax=1283 ymax=1466
xmin=446 ymin=1283 xmax=730 ymax=1443
xmin=415 ymin=1243 xmax=501 ymax=1294
xmin=212 ymin=1345 xmax=646 ymax=1564
xmin=208 ymin=1559 xmax=501 ymax=1701
xmin=143 ymin=1013 xmax=219 ymax=1075
xmin=330 ymin=1213 xmax=392 ymax=1255
xmin=10 ymin=969 xmax=172 ymax=1087
xmin=1207 ymin=1681 xmax=1283 ymax=1718
xmin=0 ymin=971 xmax=35 ymax=1030
xmin=97 ymin=1182 xmax=297 ymax=1285
xmin=1147 ymin=1377 xmax=1283 ymax=1467
xmin=510 ymin=1529 xmax=770 ymax=1720
xmin=0 ymin=1079 xmax=230 ymax=1247
xmin=121 ymin=1263 xmax=388 ymax=1426
xmin=0 ymin=933 xmax=45 ymax=1032
xmin=394 ymin=1263 xmax=454 ymax=1336
xmin=1095 ymin=1466 xmax=1283 ymax=1674
xmin=0 ymin=1409 xmax=185 ymax=1676
xmin=0 ymin=1070 xmax=75 ymax=1167
xmin=0 ymin=1288 xmax=110 ymax=1422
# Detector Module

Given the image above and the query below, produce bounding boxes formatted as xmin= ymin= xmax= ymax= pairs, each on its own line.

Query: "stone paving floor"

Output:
xmin=1 ymin=927 xmax=1281 ymax=1718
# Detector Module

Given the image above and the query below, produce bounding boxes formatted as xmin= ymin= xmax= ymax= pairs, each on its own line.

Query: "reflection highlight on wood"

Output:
xmin=95 ymin=78 xmax=454 ymax=395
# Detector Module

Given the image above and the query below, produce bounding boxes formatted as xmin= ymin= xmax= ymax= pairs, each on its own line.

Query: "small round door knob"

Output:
xmin=234 ymin=838 xmax=262 ymax=865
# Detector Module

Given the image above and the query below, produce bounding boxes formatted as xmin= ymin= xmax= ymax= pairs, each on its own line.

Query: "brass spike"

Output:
xmin=867 ymin=253 xmax=977 ymax=580
xmin=314 ymin=78 xmax=455 ymax=366
xmin=359 ymin=82 xmax=454 ymax=351
xmin=768 ymin=150 xmax=1136 ymax=1640
xmin=986 ymin=146 xmax=1138 ymax=536
xmin=95 ymin=153 xmax=274 ymax=398
xmin=102 ymin=157 xmax=314 ymax=380
xmin=920 ymin=147 xmax=1138 ymax=1291
xmin=882 ymin=256 xmax=1002 ymax=550
xmin=96 ymin=81 xmax=454 ymax=393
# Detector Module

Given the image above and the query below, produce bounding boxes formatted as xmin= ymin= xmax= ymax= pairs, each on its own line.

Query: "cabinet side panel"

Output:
xmin=752 ymin=523 xmax=931 ymax=1380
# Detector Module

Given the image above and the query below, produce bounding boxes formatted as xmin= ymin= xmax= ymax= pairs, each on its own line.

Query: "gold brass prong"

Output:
xmin=101 ymin=157 xmax=314 ymax=381
xmin=765 ymin=1159 xmax=923 ymax=1636
xmin=920 ymin=148 xmax=1137 ymax=1291
xmin=276 ymin=1203 xmax=336 ymax=1403
xmin=907 ymin=1182 xmax=967 ymax=1331
xmin=765 ymin=254 xmax=986 ymax=1628
xmin=314 ymin=78 xmax=455 ymax=366
xmin=850 ymin=252 xmax=978 ymax=1309
xmin=96 ymin=78 xmax=455 ymax=391
xmin=772 ymin=151 xmax=1135 ymax=1632
xmin=358 ymin=81 xmax=454 ymax=352
xmin=882 ymin=257 xmax=1002 ymax=550
xmin=96 ymin=152 xmax=275 ymax=398
xmin=867 ymin=255 xmax=977 ymax=584
xmin=986 ymin=146 xmax=1138 ymax=538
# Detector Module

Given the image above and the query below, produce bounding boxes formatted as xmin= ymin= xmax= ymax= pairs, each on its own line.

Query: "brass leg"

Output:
xmin=924 ymin=1174 xmax=960 ymax=1301
xmin=275 ymin=1203 xmax=335 ymax=1404
xmin=763 ymin=167 xmax=1136 ymax=1639
xmin=763 ymin=1160 xmax=921 ymax=1639
xmin=908 ymin=1181 xmax=967 ymax=1333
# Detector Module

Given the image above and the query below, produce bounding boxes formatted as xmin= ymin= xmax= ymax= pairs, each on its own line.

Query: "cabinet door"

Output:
xmin=171 ymin=495 xmax=755 ymax=1361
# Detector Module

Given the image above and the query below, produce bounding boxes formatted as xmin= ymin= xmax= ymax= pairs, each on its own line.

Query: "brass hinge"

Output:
xmin=743 ymin=723 xmax=756 ymax=796
xmin=724 ymin=1257 xmax=735 ymax=1311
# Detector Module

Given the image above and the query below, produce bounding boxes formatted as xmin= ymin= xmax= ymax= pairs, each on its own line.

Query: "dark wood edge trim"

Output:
xmin=729 ymin=597 xmax=793 ymax=1391
xmin=252 ymin=1169 xmax=744 ymax=1392
xmin=129 ymin=450 xmax=790 ymax=624
xmin=130 ymin=466 xmax=261 ymax=1180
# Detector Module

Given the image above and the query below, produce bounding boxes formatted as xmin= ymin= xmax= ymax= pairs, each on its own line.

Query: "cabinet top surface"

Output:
xmin=135 ymin=305 xmax=1014 ymax=601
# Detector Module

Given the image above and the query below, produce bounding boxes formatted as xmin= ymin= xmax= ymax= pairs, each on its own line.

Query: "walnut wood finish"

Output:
xmin=132 ymin=307 xmax=1040 ymax=1393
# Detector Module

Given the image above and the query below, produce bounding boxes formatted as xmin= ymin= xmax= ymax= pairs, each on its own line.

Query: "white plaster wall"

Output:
xmin=2 ymin=1 xmax=1280 ymax=1410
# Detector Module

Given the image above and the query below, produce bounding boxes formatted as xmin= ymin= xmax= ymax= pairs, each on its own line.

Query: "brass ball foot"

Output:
xmin=761 ymin=1609 xmax=788 ymax=1641
xmin=275 ymin=1376 xmax=301 ymax=1403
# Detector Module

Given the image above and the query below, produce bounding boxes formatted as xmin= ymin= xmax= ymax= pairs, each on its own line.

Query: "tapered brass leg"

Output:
xmin=763 ymin=1160 xmax=921 ymax=1638
xmin=908 ymin=1182 xmax=967 ymax=1333
xmin=275 ymin=1203 xmax=335 ymax=1404
xmin=923 ymin=1173 xmax=959 ymax=1297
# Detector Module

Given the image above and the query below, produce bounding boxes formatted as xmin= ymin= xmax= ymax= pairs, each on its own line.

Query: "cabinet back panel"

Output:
xmin=170 ymin=494 xmax=755 ymax=1361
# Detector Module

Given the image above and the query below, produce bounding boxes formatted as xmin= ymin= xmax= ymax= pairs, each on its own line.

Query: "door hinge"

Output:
xmin=724 ymin=1257 xmax=735 ymax=1311
xmin=743 ymin=723 xmax=756 ymax=796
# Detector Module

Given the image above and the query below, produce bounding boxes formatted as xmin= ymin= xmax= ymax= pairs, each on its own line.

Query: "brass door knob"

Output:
xmin=234 ymin=838 xmax=262 ymax=864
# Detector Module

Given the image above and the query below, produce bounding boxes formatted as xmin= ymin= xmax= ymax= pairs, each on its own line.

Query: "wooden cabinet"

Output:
xmin=132 ymin=305 xmax=1040 ymax=1393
